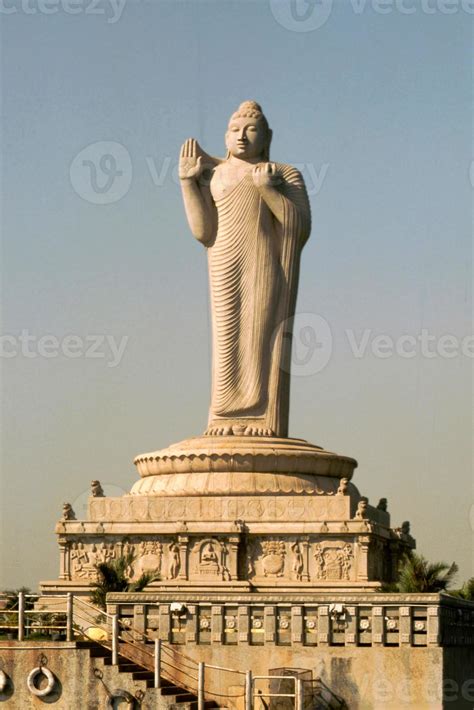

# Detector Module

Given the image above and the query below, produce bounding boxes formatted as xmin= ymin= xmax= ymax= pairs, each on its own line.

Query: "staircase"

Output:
xmin=76 ymin=639 xmax=220 ymax=710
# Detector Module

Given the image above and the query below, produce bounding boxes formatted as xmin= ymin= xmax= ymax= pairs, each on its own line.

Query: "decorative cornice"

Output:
xmin=133 ymin=436 xmax=357 ymax=483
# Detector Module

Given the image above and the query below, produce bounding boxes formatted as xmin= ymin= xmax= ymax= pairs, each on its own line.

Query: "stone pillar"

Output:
xmin=238 ymin=605 xmax=250 ymax=644
xmin=300 ymin=538 xmax=310 ymax=582
xmin=264 ymin=606 xmax=276 ymax=644
xmin=291 ymin=606 xmax=303 ymax=645
xmin=186 ymin=605 xmax=198 ymax=643
xmin=427 ymin=605 xmax=440 ymax=646
xmin=159 ymin=604 xmax=171 ymax=641
xmin=357 ymin=536 xmax=370 ymax=581
xmin=400 ymin=606 xmax=412 ymax=646
xmin=58 ymin=538 xmax=69 ymax=580
xmin=134 ymin=604 xmax=146 ymax=640
xmin=228 ymin=536 xmax=240 ymax=580
xmin=178 ymin=535 xmax=189 ymax=580
xmin=318 ymin=606 xmax=330 ymax=646
xmin=345 ymin=606 xmax=358 ymax=646
xmin=211 ymin=605 xmax=224 ymax=644
xmin=372 ymin=605 xmax=384 ymax=646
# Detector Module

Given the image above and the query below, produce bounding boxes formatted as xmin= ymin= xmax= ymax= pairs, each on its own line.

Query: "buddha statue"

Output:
xmin=179 ymin=100 xmax=311 ymax=438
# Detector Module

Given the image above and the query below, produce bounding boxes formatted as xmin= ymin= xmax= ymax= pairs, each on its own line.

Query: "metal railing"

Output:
xmin=116 ymin=619 xmax=247 ymax=710
xmin=0 ymin=593 xmax=69 ymax=641
xmin=252 ymin=675 xmax=304 ymax=710
xmin=0 ymin=592 xmax=314 ymax=710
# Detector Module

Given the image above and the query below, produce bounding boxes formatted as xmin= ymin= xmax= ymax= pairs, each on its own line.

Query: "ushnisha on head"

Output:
xmin=225 ymin=100 xmax=273 ymax=162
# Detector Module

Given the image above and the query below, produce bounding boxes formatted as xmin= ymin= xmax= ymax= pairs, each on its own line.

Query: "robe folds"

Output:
xmin=207 ymin=163 xmax=311 ymax=437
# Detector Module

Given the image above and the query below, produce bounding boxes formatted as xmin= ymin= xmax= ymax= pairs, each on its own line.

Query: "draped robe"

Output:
xmin=207 ymin=162 xmax=311 ymax=437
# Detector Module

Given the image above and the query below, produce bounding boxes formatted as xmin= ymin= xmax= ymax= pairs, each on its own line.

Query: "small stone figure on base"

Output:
xmin=91 ymin=480 xmax=104 ymax=497
xmin=61 ymin=503 xmax=76 ymax=521
xmin=355 ymin=498 xmax=369 ymax=520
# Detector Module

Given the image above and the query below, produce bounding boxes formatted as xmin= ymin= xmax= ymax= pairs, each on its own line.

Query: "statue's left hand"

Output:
xmin=252 ymin=162 xmax=282 ymax=190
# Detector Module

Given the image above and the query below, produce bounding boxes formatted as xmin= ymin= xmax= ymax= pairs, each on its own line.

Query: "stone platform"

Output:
xmin=42 ymin=436 xmax=415 ymax=597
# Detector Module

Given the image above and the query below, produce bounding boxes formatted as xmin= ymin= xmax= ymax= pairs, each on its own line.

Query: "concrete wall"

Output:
xmin=167 ymin=643 xmax=474 ymax=710
xmin=1 ymin=641 xmax=473 ymax=708
xmin=0 ymin=642 xmax=154 ymax=709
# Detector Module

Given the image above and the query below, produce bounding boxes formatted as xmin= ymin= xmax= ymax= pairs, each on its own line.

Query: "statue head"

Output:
xmin=225 ymin=100 xmax=272 ymax=162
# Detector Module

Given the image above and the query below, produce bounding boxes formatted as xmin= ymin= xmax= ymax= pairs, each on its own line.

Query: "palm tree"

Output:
xmin=449 ymin=577 xmax=474 ymax=601
xmin=394 ymin=552 xmax=458 ymax=593
xmin=91 ymin=553 xmax=158 ymax=609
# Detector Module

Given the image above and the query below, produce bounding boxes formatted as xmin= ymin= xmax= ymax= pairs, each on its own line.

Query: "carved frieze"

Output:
xmin=261 ymin=540 xmax=286 ymax=577
xmin=313 ymin=542 xmax=354 ymax=581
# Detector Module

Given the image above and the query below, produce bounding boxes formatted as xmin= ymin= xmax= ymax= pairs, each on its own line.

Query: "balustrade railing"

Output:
xmin=1 ymin=591 xmax=473 ymax=710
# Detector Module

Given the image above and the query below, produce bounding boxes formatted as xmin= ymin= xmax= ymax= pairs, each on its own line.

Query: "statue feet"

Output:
xmin=205 ymin=424 xmax=274 ymax=437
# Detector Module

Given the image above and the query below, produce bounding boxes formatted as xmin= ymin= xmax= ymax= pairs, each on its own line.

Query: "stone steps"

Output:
xmin=78 ymin=640 xmax=219 ymax=706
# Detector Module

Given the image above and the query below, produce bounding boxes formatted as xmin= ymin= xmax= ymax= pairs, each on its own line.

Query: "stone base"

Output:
xmin=132 ymin=435 xmax=357 ymax=495
xmin=42 ymin=436 xmax=415 ymax=596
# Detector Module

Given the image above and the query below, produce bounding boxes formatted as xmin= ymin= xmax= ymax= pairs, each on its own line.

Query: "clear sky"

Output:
xmin=1 ymin=0 xmax=472 ymax=589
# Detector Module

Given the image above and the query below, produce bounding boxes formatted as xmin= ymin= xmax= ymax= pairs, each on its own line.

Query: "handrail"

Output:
xmin=206 ymin=663 xmax=246 ymax=675
xmin=74 ymin=596 xmax=114 ymax=620
xmin=1 ymin=592 xmax=318 ymax=710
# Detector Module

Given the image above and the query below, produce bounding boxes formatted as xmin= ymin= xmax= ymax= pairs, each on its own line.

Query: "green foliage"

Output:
xmin=1 ymin=587 xmax=34 ymax=610
xmin=448 ymin=577 xmax=474 ymax=601
xmin=0 ymin=587 xmax=35 ymax=633
xmin=91 ymin=553 xmax=158 ymax=609
xmin=392 ymin=552 xmax=458 ymax=593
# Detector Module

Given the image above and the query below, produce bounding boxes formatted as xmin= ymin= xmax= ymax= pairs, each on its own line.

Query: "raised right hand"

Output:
xmin=179 ymin=138 xmax=204 ymax=181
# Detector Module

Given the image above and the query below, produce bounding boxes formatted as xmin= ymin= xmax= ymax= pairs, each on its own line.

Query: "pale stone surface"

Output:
xmin=3 ymin=639 xmax=474 ymax=709
xmin=132 ymin=435 xmax=357 ymax=495
xmin=180 ymin=101 xmax=310 ymax=438
xmin=44 ymin=100 xmax=416 ymax=596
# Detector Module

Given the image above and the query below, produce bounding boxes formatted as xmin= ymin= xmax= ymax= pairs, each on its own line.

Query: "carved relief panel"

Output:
xmin=188 ymin=538 xmax=231 ymax=580
xmin=312 ymin=541 xmax=354 ymax=582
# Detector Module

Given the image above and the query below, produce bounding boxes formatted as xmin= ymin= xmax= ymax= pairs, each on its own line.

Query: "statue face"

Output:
xmin=226 ymin=116 xmax=268 ymax=160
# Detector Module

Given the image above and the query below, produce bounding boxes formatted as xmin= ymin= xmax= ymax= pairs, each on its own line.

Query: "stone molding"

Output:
xmin=132 ymin=436 xmax=357 ymax=494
